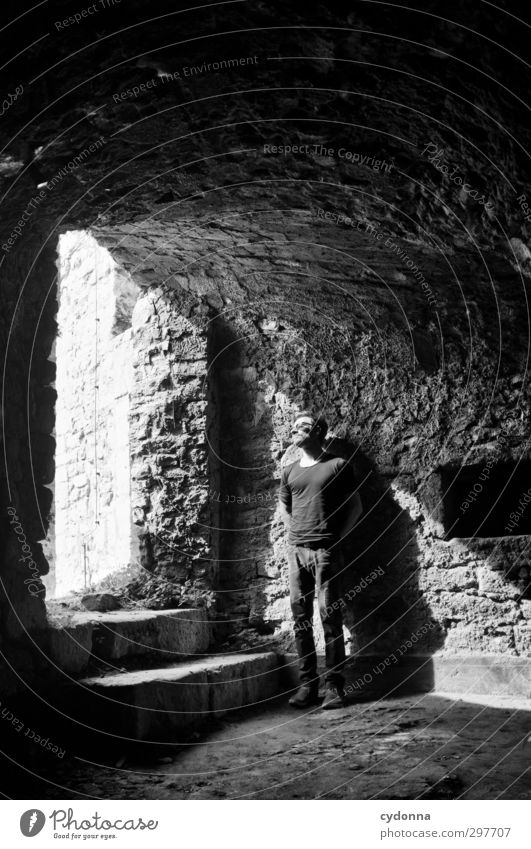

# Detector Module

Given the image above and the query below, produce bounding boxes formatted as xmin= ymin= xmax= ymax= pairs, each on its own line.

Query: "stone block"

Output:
xmin=208 ymin=652 xmax=280 ymax=713
xmin=514 ymin=624 xmax=531 ymax=655
xmin=279 ymin=651 xmax=531 ymax=697
xmin=476 ymin=566 xmax=521 ymax=600
xmin=85 ymin=608 xmax=211 ymax=661
xmin=134 ymin=667 xmax=210 ymax=738
xmin=79 ymin=652 xmax=281 ymax=741
xmin=47 ymin=621 xmax=94 ymax=676
xmin=443 ymin=623 xmax=516 ymax=654
xmin=419 ymin=566 xmax=476 ymax=593
xmin=430 ymin=654 xmax=531 ymax=697
xmin=81 ymin=593 xmax=122 ymax=612
xmin=428 ymin=592 xmax=519 ymax=626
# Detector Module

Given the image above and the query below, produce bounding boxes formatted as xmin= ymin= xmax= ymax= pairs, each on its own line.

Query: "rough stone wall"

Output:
xmin=127 ymin=284 xmax=219 ymax=609
xmin=0 ymin=228 xmax=55 ymax=695
xmin=93 ymin=217 xmax=531 ymax=660
xmin=208 ymin=313 xmax=286 ymax=633
xmin=1 ymin=0 xmax=531 ymax=695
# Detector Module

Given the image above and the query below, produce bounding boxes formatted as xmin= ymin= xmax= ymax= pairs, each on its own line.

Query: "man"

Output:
xmin=279 ymin=410 xmax=362 ymax=709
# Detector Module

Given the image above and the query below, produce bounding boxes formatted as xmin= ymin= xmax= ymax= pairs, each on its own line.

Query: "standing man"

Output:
xmin=279 ymin=410 xmax=362 ymax=709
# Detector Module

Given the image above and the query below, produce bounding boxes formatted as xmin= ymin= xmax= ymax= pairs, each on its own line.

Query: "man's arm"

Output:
xmin=337 ymin=490 xmax=362 ymax=541
xmin=279 ymin=466 xmax=292 ymax=528
xmin=335 ymin=460 xmax=363 ymax=541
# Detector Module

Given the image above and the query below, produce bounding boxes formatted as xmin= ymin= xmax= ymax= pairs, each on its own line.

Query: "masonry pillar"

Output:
xmin=129 ymin=286 xmax=218 ymax=608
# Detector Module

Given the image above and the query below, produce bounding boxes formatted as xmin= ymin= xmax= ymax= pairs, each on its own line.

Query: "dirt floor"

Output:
xmin=7 ymin=691 xmax=531 ymax=800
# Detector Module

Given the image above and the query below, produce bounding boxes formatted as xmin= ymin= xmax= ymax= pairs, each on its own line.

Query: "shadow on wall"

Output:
xmin=303 ymin=437 xmax=445 ymax=696
xmin=209 ymin=314 xmax=280 ymax=638
xmin=209 ymin=316 xmax=446 ymax=695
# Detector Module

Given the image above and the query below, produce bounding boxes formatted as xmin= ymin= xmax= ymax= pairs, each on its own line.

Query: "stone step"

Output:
xmin=47 ymin=608 xmax=211 ymax=676
xmin=76 ymin=651 xmax=282 ymax=742
xmin=280 ymin=652 xmax=531 ymax=699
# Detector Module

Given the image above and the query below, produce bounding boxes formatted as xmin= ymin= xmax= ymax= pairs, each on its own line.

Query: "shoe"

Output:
xmin=288 ymin=684 xmax=321 ymax=708
xmin=321 ymin=683 xmax=347 ymax=710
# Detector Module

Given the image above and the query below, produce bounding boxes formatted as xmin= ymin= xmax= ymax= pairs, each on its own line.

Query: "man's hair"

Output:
xmin=294 ymin=409 xmax=328 ymax=440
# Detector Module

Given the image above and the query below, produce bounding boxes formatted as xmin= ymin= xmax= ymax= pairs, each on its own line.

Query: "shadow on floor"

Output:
xmin=2 ymin=689 xmax=530 ymax=801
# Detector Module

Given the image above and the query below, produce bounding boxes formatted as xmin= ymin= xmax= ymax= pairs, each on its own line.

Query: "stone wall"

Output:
xmin=93 ymin=217 xmax=531 ymax=661
xmin=1 ymin=0 xmax=531 ymax=696
xmin=0 ymin=228 xmax=56 ymax=696
xmin=127 ymin=284 xmax=219 ymax=609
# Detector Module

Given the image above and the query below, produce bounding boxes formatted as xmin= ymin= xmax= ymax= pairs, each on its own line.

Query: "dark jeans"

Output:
xmin=288 ymin=544 xmax=346 ymax=688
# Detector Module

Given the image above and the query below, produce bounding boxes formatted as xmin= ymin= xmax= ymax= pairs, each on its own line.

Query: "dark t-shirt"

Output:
xmin=279 ymin=453 xmax=358 ymax=547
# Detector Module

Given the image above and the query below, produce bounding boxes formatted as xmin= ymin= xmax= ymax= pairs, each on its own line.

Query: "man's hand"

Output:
xmin=279 ymin=503 xmax=292 ymax=529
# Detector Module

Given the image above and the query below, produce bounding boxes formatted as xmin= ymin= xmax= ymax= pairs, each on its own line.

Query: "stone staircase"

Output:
xmin=46 ymin=608 xmax=285 ymax=744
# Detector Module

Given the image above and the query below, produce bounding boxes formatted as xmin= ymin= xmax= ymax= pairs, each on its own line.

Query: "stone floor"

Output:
xmin=7 ymin=691 xmax=531 ymax=800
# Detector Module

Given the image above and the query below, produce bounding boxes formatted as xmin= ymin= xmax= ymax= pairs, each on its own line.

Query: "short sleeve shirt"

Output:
xmin=279 ymin=453 xmax=358 ymax=547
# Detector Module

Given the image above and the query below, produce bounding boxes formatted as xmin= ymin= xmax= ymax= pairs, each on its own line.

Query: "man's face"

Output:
xmin=291 ymin=415 xmax=320 ymax=447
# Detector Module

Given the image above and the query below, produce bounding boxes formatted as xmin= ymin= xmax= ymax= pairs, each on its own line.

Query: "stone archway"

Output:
xmin=46 ymin=230 xmax=141 ymax=597
xmin=44 ymin=230 xmax=219 ymax=607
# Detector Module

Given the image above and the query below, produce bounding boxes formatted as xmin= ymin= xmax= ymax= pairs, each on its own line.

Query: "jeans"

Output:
xmin=288 ymin=544 xmax=346 ymax=687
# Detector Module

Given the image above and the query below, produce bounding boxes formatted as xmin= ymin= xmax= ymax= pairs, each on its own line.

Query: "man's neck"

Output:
xmin=299 ymin=443 xmax=326 ymax=466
